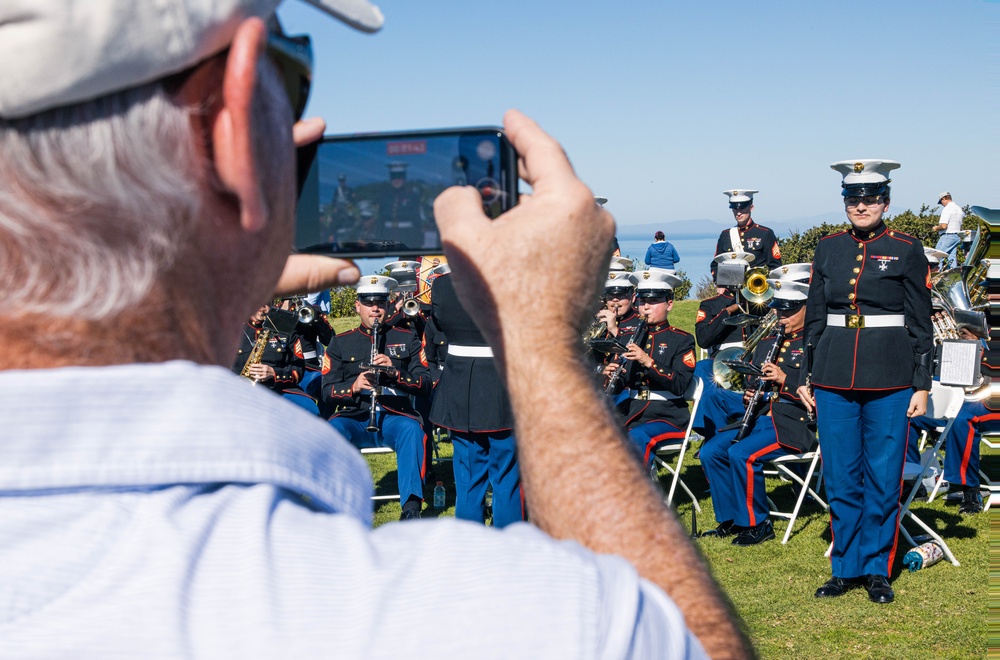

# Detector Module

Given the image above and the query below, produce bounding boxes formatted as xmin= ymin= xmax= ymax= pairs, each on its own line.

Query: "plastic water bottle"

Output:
xmin=903 ymin=541 xmax=944 ymax=571
xmin=433 ymin=481 xmax=446 ymax=509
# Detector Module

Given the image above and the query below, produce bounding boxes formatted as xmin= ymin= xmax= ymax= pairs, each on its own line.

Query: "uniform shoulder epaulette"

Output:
xmin=885 ymin=229 xmax=916 ymax=244
xmin=667 ymin=326 xmax=694 ymax=337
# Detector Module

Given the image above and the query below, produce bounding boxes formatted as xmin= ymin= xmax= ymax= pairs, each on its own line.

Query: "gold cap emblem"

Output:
xmin=642 ymin=272 xmax=651 ymax=280
xmin=774 ymin=281 xmax=782 ymax=289
xmin=370 ymin=277 xmax=379 ymax=284
xmin=782 ymin=266 xmax=789 ymax=274
xmin=609 ymin=273 xmax=617 ymax=280
xmin=853 ymin=162 xmax=864 ymax=173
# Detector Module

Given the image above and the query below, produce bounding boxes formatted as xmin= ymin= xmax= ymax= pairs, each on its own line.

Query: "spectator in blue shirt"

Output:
xmin=645 ymin=231 xmax=680 ymax=269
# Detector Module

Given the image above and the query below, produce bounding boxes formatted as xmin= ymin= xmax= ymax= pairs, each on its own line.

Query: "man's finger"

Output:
xmin=293 ymin=116 xmax=326 ymax=147
xmin=503 ymin=109 xmax=578 ymax=193
xmin=434 ymin=185 xmax=491 ymax=246
xmin=274 ymin=255 xmax=359 ymax=297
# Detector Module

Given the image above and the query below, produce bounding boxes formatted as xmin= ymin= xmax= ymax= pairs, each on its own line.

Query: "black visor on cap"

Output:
xmin=842 ymin=182 xmax=889 ymax=198
xmin=768 ymin=297 xmax=806 ymax=311
xmin=605 ymin=286 xmax=633 ymax=297
xmin=729 ymin=201 xmax=752 ymax=210
xmin=637 ymin=289 xmax=672 ymax=300
xmin=358 ymin=294 xmax=388 ymax=303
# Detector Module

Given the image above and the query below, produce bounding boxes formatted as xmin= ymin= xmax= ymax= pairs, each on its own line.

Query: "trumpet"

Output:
xmin=402 ymin=297 xmax=422 ymax=317
xmin=298 ymin=305 xmax=316 ymax=324
xmin=741 ymin=267 xmax=774 ymax=306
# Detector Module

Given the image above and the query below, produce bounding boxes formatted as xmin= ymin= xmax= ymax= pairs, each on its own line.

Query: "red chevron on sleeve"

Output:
xmin=682 ymin=350 xmax=696 ymax=368
xmin=321 ymin=353 xmax=331 ymax=374
xmin=696 ymin=309 xmax=707 ymax=323
xmin=771 ymin=243 xmax=781 ymax=259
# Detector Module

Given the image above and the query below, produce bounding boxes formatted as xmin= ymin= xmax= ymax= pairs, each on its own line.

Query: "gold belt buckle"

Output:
xmin=638 ymin=390 xmax=649 ymax=400
xmin=846 ymin=315 xmax=864 ymax=329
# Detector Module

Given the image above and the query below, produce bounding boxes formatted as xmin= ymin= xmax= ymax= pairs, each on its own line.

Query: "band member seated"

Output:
xmin=232 ymin=303 xmax=316 ymax=415
xmin=277 ymin=296 xmax=332 ymax=403
xmin=321 ymin=276 xmax=432 ymax=520
xmin=603 ymin=269 xmax=696 ymax=467
xmin=711 ymin=189 xmax=781 ymax=280
xmin=692 ymin=252 xmax=757 ymax=440
xmin=699 ymin=268 xmax=817 ymax=545
xmin=430 ymin=270 xmax=524 ymax=526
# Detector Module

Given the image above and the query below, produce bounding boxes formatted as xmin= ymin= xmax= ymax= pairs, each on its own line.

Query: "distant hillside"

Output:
xmin=615 ymin=206 xmax=904 ymax=242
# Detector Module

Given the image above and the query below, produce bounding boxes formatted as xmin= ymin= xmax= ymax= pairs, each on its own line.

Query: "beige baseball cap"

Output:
xmin=0 ymin=0 xmax=383 ymax=119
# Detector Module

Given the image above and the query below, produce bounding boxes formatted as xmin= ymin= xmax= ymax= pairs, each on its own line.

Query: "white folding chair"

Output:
xmin=651 ymin=377 xmax=704 ymax=512
xmin=360 ymin=447 xmax=400 ymax=502
xmin=897 ymin=382 xmax=965 ymax=566
xmin=765 ymin=447 xmax=828 ymax=544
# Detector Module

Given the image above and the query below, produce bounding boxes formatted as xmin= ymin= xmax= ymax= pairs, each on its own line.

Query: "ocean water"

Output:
xmin=617 ymin=237 xmax=718 ymax=293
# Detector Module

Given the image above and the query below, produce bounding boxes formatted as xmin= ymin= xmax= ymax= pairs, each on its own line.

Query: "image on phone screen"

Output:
xmin=295 ymin=127 xmax=517 ymax=258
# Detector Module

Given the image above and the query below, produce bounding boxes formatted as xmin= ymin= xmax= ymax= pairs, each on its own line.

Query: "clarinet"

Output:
xmin=804 ymin=341 xmax=815 ymax=422
xmin=366 ymin=319 xmax=381 ymax=432
xmin=605 ymin=316 xmax=648 ymax=395
xmin=734 ymin=324 xmax=786 ymax=441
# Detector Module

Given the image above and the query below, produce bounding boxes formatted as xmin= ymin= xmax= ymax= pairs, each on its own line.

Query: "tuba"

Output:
xmin=712 ymin=309 xmax=780 ymax=390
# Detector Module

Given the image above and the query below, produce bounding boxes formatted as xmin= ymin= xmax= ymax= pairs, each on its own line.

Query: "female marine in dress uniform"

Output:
xmin=799 ymin=160 xmax=932 ymax=604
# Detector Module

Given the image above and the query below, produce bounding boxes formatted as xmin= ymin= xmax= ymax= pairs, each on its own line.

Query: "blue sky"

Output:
xmin=278 ymin=0 xmax=998 ymax=232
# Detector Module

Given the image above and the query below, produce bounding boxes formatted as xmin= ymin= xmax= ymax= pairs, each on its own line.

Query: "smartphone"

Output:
xmin=294 ymin=127 xmax=518 ymax=259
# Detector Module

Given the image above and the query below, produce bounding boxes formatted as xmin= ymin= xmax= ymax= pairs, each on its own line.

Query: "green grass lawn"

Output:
xmin=348 ymin=298 xmax=989 ymax=658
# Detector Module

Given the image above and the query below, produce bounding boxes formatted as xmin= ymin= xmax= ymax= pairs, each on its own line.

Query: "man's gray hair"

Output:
xmin=0 ymin=81 xmax=202 ymax=320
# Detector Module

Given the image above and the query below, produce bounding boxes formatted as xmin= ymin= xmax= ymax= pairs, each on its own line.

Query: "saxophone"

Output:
xmin=240 ymin=328 xmax=272 ymax=385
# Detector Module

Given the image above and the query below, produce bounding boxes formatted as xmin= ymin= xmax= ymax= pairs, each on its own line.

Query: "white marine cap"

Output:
xmin=0 ymin=0 xmax=384 ymax=119
xmin=384 ymin=260 xmax=418 ymax=292
xmin=426 ymin=262 xmax=451 ymax=278
xmin=384 ymin=260 xmax=419 ymax=272
xmin=629 ymin=269 xmax=683 ymax=298
xmin=356 ymin=274 xmax=397 ymax=299
xmin=923 ymin=247 xmax=948 ymax=265
xmin=937 ymin=191 xmax=952 ymax=203
xmin=768 ymin=263 xmax=812 ymax=283
xmin=604 ymin=270 xmax=635 ymax=292
xmin=831 ymin=159 xmax=900 ymax=196
xmin=712 ymin=251 xmax=755 ymax=266
xmin=724 ymin=189 xmax=759 ymax=204
xmin=609 ymin=256 xmax=636 ymax=271
xmin=766 ymin=279 xmax=809 ymax=310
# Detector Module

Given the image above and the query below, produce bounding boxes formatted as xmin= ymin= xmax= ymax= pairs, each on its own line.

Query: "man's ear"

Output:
xmin=212 ymin=18 xmax=269 ymax=233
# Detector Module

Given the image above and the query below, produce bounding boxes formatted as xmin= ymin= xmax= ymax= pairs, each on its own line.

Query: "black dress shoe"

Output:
xmin=814 ymin=577 xmax=859 ymax=598
xmin=731 ymin=518 xmax=775 ymax=546
xmin=865 ymin=574 xmax=894 ymax=603
xmin=701 ymin=520 xmax=737 ymax=538
xmin=958 ymin=489 xmax=984 ymax=514
xmin=399 ymin=505 xmax=422 ymax=521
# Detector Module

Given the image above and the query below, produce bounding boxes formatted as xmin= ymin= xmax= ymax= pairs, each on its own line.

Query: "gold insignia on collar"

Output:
xmin=643 ymin=272 xmax=651 ymax=280
xmin=853 ymin=162 xmax=864 ymax=173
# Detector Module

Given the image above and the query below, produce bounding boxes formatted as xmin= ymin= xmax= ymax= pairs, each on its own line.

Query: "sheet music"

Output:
xmin=939 ymin=340 xmax=979 ymax=387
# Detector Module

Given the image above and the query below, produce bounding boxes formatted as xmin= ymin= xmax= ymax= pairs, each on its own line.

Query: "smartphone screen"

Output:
xmin=295 ymin=127 xmax=517 ymax=258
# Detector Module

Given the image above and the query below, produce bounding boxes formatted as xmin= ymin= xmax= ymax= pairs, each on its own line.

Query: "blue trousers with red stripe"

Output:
xmin=699 ymin=416 xmax=791 ymax=527
xmin=627 ymin=421 xmax=686 ymax=468
xmin=693 ymin=360 xmax=744 ymax=440
xmin=815 ymin=387 xmax=911 ymax=579
xmin=329 ymin=413 xmax=426 ymax=503
xmin=451 ymin=431 xmax=524 ymax=528
xmin=943 ymin=400 xmax=999 ymax=489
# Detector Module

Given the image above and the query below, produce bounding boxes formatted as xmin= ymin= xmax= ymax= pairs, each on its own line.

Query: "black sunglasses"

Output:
xmin=267 ymin=31 xmax=313 ymax=121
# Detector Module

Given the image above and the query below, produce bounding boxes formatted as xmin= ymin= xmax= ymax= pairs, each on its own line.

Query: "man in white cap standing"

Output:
xmin=934 ymin=191 xmax=964 ymax=266
xmin=0 ymin=1 xmax=749 ymax=657
xmin=711 ymin=189 xmax=782 ymax=279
